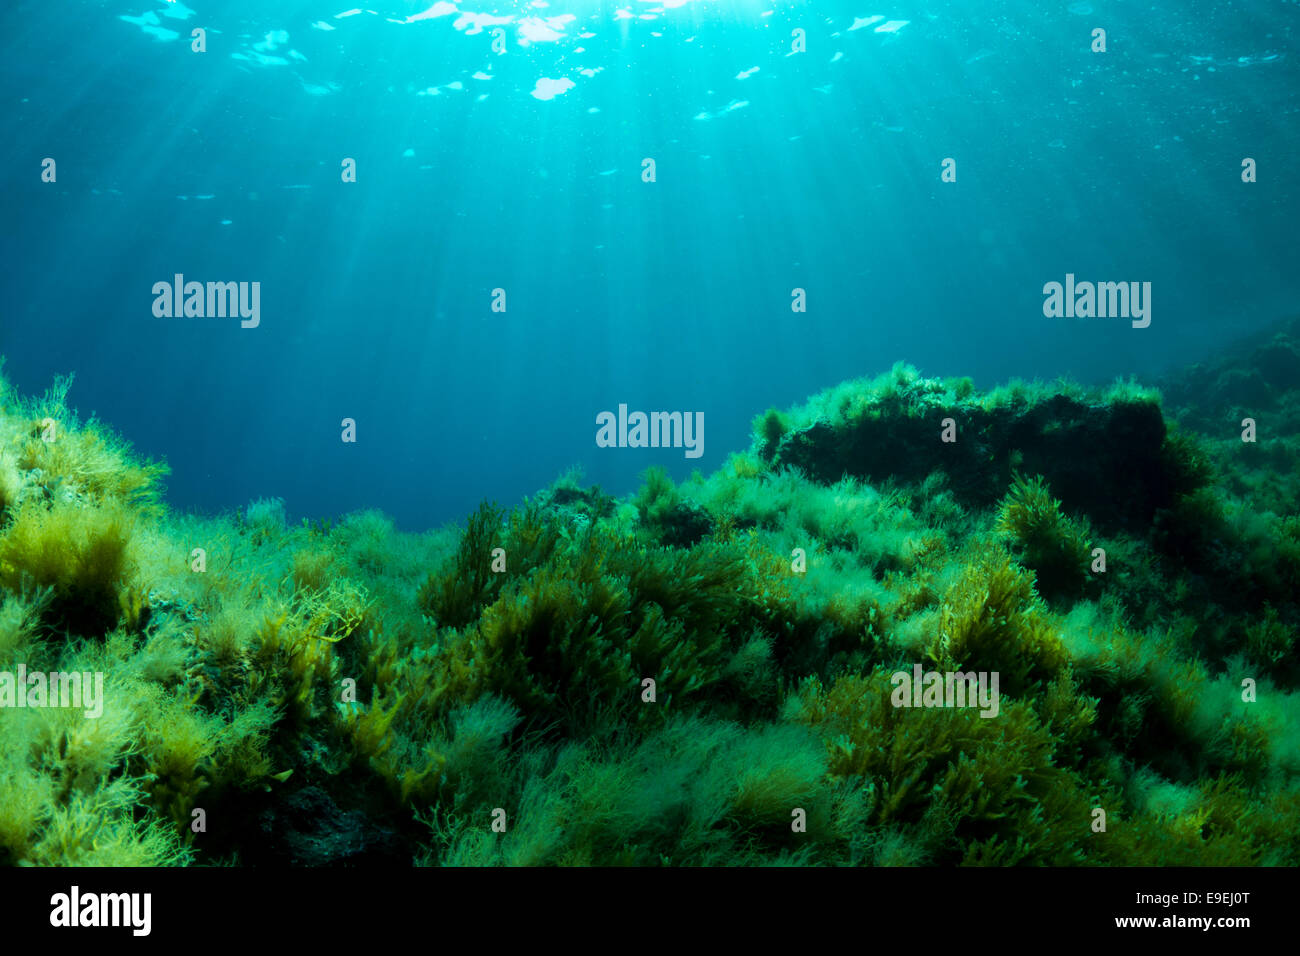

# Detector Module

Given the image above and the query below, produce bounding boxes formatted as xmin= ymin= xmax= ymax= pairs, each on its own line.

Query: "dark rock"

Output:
xmin=774 ymin=392 xmax=1172 ymax=534
xmin=657 ymin=501 xmax=713 ymax=548
xmin=534 ymin=480 xmax=616 ymax=522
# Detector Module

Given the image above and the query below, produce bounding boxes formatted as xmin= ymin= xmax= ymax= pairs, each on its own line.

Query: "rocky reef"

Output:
xmin=0 ymin=333 xmax=1297 ymax=866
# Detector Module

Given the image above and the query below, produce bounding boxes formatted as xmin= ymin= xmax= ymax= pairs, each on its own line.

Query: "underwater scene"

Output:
xmin=0 ymin=0 xmax=1298 ymax=872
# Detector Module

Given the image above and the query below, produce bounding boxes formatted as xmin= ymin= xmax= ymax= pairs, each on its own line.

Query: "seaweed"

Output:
xmin=995 ymin=474 xmax=1094 ymax=605
xmin=1 ymin=354 xmax=1297 ymax=867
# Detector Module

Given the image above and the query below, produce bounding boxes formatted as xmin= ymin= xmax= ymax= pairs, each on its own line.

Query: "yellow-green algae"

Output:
xmin=1 ymin=355 xmax=1298 ymax=867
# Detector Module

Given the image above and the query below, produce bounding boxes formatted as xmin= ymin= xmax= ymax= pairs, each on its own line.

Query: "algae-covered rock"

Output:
xmin=766 ymin=365 xmax=1171 ymax=533
xmin=1161 ymin=315 xmax=1300 ymax=430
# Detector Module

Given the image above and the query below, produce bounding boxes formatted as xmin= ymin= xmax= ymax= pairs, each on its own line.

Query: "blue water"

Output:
xmin=1 ymin=1 xmax=1296 ymax=529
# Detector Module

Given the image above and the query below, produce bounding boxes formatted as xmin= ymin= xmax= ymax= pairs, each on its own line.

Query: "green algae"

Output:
xmin=1 ymin=348 xmax=1298 ymax=867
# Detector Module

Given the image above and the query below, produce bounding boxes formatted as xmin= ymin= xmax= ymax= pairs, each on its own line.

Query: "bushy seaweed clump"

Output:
xmin=995 ymin=474 xmax=1094 ymax=605
xmin=2 ymin=353 xmax=1298 ymax=867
